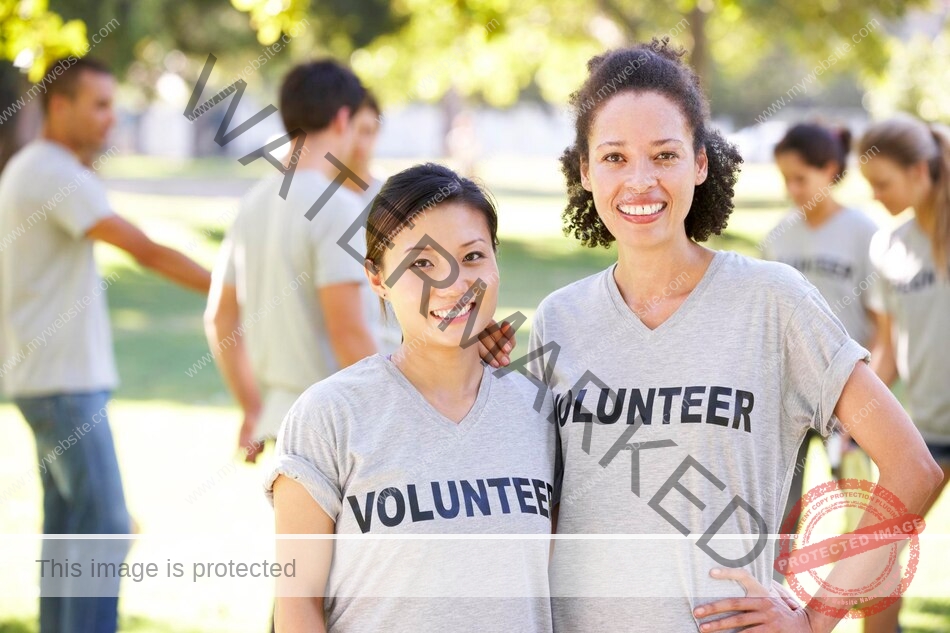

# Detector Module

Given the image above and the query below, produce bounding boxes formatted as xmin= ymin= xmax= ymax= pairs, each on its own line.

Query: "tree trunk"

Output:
xmin=688 ymin=6 xmax=710 ymax=90
xmin=0 ymin=63 xmax=42 ymax=174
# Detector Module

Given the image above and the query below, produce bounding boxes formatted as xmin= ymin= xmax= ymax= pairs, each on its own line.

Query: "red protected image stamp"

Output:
xmin=774 ymin=478 xmax=925 ymax=619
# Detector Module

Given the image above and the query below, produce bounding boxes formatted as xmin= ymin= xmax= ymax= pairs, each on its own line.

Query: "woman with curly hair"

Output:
xmin=488 ymin=39 xmax=943 ymax=632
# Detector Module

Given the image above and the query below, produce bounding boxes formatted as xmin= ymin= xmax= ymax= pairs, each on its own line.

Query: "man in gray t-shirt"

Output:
xmin=0 ymin=58 xmax=210 ymax=633
xmin=205 ymin=61 xmax=394 ymax=462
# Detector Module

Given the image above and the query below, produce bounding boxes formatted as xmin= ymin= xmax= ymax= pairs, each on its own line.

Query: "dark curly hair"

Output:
xmin=560 ymin=38 xmax=743 ymax=247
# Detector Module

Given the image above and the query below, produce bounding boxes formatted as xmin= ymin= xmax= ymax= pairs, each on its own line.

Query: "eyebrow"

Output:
xmin=403 ymin=237 xmax=487 ymax=254
xmin=595 ymin=138 xmax=685 ymax=150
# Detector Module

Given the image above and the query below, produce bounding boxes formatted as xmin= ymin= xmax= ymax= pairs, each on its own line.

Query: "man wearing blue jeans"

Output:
xmin=0 ymin=57 xmax=211 ymax=633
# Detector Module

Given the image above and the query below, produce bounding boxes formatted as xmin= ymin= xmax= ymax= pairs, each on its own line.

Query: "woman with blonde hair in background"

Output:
xmin=858 ymin=116 xmax=950 ymax=633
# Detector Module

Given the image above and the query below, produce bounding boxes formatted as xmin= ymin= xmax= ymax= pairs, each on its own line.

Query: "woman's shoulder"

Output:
xmin=487 ymin=367 xmax=558 ymax=440
xmin=291 ymin=355 xmax=390 ymax=416
xmin=839 ymin=206 xmax=880 ymax=232
xmin=535 ymin=266 xmax=613 ymax=317
xmin=492 ymin=365 xmax=553 ymax=407
xmin=870 ymin=216 xmax=918 ymax=256
xmin=714 ymin=249 xmax=816 ymax=304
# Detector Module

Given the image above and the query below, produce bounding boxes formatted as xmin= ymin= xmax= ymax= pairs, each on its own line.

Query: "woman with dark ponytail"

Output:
xmin=492 ymin=38 xmax=942 ymax=632
xmin=858 ymin=116 xmax=950 ymax=633
xmin=764 ymin=123 xmax=879 ymax=536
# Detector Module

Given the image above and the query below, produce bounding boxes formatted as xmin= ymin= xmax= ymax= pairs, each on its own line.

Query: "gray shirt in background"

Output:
xmin=0 ymin=140 xmax=117 ymax=396
xmin=528 ymin=250 xmax=868 ymax=632
xmin=264 ymin=354 xmax=558 ymax=633
xmin=869 ymin=216 xmax=950 ymax=444
xmin=212 ymin=170 xmax=397 ymax=437
xmin=762 ymin=207 xmax=879 ymax=346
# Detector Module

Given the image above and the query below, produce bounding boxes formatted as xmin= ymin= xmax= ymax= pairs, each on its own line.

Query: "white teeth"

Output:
xmin=618 ymin=203 xmax=664 ymax=216
xmin=432 ymin=302 xmax=474 ymax=319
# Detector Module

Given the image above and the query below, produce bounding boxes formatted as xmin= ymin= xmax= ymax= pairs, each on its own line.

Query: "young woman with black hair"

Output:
xmin=264 ymin=163 xmax=558 ymax=633
xmin=764 ymin=123 xmax=879 ymax=536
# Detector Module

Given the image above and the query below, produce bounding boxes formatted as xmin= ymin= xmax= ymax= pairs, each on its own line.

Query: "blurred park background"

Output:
xmin=1 ymin=0 xmax=950 ymax=631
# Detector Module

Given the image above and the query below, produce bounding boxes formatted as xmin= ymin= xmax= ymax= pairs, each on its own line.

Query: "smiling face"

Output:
xmin=775 ymin=151 xmax=840 ymax=210
xmin=580 ymin=90 xmax=708 ymax=250
xmin=859 ymin=155 xmax=931 ymax=216
xmin=369 ymin=202 xmax=499 ymax=350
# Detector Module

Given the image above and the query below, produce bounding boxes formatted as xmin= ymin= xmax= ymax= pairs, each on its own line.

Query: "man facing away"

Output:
xmin=205 ymin=60 xmax=392 ymax=463
xmin=0 ymin=57 xmax=211 ymax=633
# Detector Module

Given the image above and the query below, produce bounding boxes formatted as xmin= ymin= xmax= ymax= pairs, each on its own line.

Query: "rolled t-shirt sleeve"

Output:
xmin=782 ymin=288 xmax=871 ymax=437
xmin=264 ymin=393 xmax=344 ymax=519
xmin=48 ymin=171 xmax=114 ymax=238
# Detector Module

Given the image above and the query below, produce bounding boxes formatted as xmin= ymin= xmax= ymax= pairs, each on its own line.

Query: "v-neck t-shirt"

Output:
xmin=527 ymin=250 xmax=869 ymax=632
xmin=264 ymin=353 xmax=558 ymax=633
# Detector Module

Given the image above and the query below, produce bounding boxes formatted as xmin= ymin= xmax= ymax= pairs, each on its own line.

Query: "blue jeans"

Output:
xmin=15 ymin=391 xmax=131 ymax=633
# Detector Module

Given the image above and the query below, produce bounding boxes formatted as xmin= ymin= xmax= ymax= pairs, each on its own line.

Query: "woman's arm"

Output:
xmin=695 ymin=362 xmax=942 ymax=633
xmin=868 ymin=311 xmax=898 ymax=387
xmin=803 ymin=361 xmax=942 ymax=632
xmin=273 ymin=475 xmax=335 ymax=633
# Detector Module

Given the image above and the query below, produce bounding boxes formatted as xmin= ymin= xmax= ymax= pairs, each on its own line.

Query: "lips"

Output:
xmin=430 ymin=301 xmax=476 ymax=321
xmin=617 ymin=202 xmax=666 ymax=216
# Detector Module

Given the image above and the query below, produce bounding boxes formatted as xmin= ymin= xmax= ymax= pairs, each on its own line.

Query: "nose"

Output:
xmin=447 ymin=265 xmax=479 ymax=298
xmin=623 ymin=158 xmax=659 ymax=193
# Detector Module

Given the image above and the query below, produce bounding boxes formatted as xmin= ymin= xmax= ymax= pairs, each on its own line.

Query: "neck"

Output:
xmin=293 ymin=131 xmax=348 ymax=182
xmin=392 ymin=338 xmax=484 ymax=400
xmin=343 ymin=169 xmax=373 ymax=194
xmin=801 ymin=196 xmax=842 ymax=227
xmin=41 ymin=126 xmax=87 ymax=164
xmin=614 ymin=234 xmax=711 ymax=302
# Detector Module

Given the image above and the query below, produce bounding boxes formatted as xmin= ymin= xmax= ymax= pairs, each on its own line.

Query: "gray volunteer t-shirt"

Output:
xmin=869 ymin=217 xmax=950 ymax=445
xmin=762 ymin=207 xmax=879 ymax=346
xmin=264 ymin=354 xmax=558 ymax=633
xmin=527 ymin=250 xmax=868 ymax=633
xmin=0 ymin=140 xmax=117 ymax=396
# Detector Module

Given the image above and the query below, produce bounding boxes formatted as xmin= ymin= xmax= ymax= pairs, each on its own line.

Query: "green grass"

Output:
xmin=1 ymin=156 xmax=946 ymax=632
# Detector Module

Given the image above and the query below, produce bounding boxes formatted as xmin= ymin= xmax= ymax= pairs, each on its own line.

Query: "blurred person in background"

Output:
xmin=205 ymin=60 xmax=383 ymax=465
xmin=859 ymin=115 xmax=950 ymax=633
xmin=341 ymin=89 xmax=401 ymax=352
xmin=762 ymin=122 xmax=878 ymax=539
xmin=342 ymin=90 xmax=384 ymax=205
xmin=0 ymin=56 xmax=211 ymax=633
